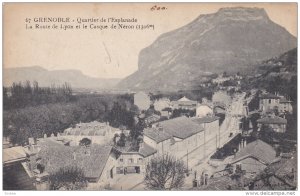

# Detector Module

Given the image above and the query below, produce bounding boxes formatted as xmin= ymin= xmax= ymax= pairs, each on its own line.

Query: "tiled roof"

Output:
xmin=231 ymin=140 xmax=276 ymax=165
xmin=138 ymin=143 xmax=157 ymax=157
xmin=143 ymin=127 xmax=172 ymax=143
xmin=3 ymin=146 xmax=27 ymax=164
xmin=63 ymin=121 xmax=116 ymax=136
xmin=158 ymin=116 xmax=204 ymax=139
xmin=257 ymin=116 xmax=287 ymax=124
xmin=144 ymin=117 xmax=204 ymax=143
xmin=192 ymin=116 xmax=220 ymax=124
xmin=177 ymin=96 xmax=193 ymax=102
xmin=273 ymin=153 xmax=297 ymax=187
xmin=36 ymin=139 xmax=112 ymax=179
xmin=260 ymin=93 xmax=280 ymax=99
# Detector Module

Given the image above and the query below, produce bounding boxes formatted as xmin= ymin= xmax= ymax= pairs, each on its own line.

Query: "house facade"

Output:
xmin=259 ymin=93 xmax=293 ymax=114
xmin=143 ymin=116 xmax=204 ymax=159
xmin=257 ymin=116 xmax=287 ymax=133
xmin=171 ymin=96 xmax=198 ymax=110
xmin=113 ymin=143 xmax=157 ymax=175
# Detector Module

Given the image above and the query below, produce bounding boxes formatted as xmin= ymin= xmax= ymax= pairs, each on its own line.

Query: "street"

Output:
xmin=112 ymin=92 xmax=246 ymax=190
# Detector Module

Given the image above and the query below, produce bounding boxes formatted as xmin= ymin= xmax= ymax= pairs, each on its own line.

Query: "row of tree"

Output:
xmin=3 ymin=81 xmax=75 ymax=110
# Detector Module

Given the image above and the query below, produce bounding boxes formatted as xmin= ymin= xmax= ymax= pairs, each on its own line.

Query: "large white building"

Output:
xmin=196 ymin=104 xmax=214 ymax=118
xmin=134 ymin=92 xmax=151 ymax=111
xmin=143 ymin=116 xmax=204 ymax=159
xmin=61 ymin=121 xmax=122 ymax=146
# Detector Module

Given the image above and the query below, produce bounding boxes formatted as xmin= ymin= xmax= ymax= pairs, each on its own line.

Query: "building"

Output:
xmin=259 ymin=93 xmax=281 ymax=113
xmin=259 ymin=93 xmax=293 ymax=114
xmin=196 ymin=104 xmax=214 ymax=118
xmin=3 ymin=146 xmax=36 ymax=190
xmin=250 ymin=152 xmax=297 ymax=190
xmin=143 ymin=116 xmax=204 ymax=159
xmin=134 ymin=92 xmax=151 ymax=111
xmin=279 ymin=97 xmax=293 ymax=114
xmin=257 ymin=116 xmax=287 ymax=133
xmin=25 ymin=138 xmax=116 ymax=188
xmin=153 ymin=98 xmax=171 ymax=112
xmin=191 ymin=116 xmax=220 ymax=149
xmin=229 ymin=140 xmax=277 ymax=178
xmin=171 ymin=96 xmax=198 ymax=110
xmin=113 ymin=143 xmax=157 ymax=175
xmin=144 ymin=114 xmax=161 ymax=126
xmin=61 ymin=121 xmax=122 ymax=146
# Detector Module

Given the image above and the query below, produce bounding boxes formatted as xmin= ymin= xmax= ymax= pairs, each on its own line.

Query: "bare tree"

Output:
xmin=144 ymin=154 xmax=186 ymax=190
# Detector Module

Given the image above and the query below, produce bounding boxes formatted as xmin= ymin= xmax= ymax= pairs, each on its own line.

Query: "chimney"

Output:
xmin=50 ymin=133 xmax=54 ymax=137
xmin=43 ymin=134 xmax=47 ymax=139
xmin=244 ymin=139 xmax=247 ymax=148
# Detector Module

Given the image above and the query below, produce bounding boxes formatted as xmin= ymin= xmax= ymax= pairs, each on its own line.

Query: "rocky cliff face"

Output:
xmin=118 ymin=7 xmax=297 ymax=91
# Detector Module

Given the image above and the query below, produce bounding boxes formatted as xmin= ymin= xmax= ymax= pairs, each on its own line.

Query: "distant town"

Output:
xmin=3 ymin=4 xmax=297 ymax=192
xmin=3 ymin=70 xmax=297 ymax=190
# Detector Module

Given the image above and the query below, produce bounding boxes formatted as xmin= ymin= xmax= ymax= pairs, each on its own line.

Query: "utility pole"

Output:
xmin=187 ymin=149 xmax=189 ymax=171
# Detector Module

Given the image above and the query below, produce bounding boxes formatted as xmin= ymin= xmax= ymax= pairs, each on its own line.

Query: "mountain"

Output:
xmin=118 ymin=7 xmax=297 ymax=91
xmin=3 ymin=66 xmax=120 ymax=90
xmin=249 ymin=48 xmax=297 ymax=103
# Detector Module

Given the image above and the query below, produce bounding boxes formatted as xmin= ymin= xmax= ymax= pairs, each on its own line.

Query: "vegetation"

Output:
xmin=3 ymin=81 xmax=75 ymax=110
xmin=49 ymin=166 xmax=87 ymax=190
xmin=3 ymin=82 xmax=137 ymax=145
xmin=144 ymin=154 xmax=186 ymax=190
xmin=79 ymin=138 xmax=92 ymax=147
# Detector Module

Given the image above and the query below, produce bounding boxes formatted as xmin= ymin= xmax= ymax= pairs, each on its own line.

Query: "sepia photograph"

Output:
xmin=2 ymin=2 xmax=298 ymax=192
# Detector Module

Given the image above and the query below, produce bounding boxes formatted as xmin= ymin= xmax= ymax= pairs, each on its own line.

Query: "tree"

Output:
xmin=117 ymin=133 xmax=126 ymax=147
xmin=144 ymin=154 xmax=186 ymax=190
xmin=49 ymin=166 xmax=87 ymax=190
xmin=79 ymin=138 xmax=92 ymax=147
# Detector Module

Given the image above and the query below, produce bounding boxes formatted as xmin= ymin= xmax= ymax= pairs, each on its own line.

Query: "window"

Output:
xmin=269 ymin=99 xmax=271 ymax=104
xmin=119 ymin=158 xmax=123 ymax=163
xmin=116 ymin=167 xmax=124 ymax=174
xmin=128 ymin=158 xmax=134 ymax=164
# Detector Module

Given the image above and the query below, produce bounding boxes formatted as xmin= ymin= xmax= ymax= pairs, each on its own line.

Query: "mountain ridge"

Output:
xmin=3 ymin=66 xmax=121 ymax=90
xmin=118 ymin=7 xmax=297 ymax=91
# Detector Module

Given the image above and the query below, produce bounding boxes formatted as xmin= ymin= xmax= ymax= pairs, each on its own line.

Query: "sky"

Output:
xmin=3 ymin=3 xmax=297 ymax=79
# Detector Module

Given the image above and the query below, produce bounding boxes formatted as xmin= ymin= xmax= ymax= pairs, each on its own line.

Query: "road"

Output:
xmin=181 ymin=92 xmax=246 ymax=189
xmin=111 ymin=92 xmax=246 ymax=190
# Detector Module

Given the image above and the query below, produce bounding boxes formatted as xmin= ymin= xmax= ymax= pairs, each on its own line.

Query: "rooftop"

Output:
xmin=138 ymin=143 xmax=157 ymax=157
xmin=35 ymin=138 xmax=112 ymax=179
xmin=192 ymin=116 xmax=220 ymax=124
xmin=144 ymin=116 xmax=204 ymax=142
xmin=231 ymin=139 xmax=276 ymax=165
xmin=257 ymin=116 xmax=287 ymax=124
xmin=63 ymin=121 xmax=118 ymax=136
xmin=3 ymin=146 xmax=27 ymax=164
